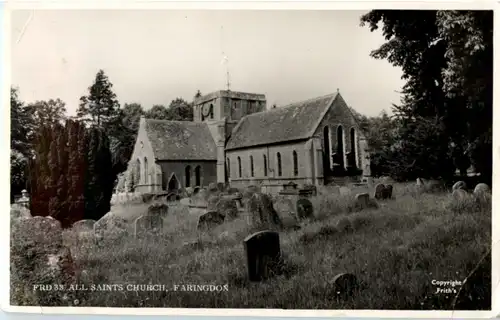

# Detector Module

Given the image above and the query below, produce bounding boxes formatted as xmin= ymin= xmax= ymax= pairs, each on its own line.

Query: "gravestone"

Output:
xmin=93 ymin=212 xmax=128 ymax=244
xmin=193 ymin=186 xmax=200 ymax=195
xmin=283 ymin=181 xmax=297 ymax=191
xmin=247 ymin=193 xmax=284 ymax=229
xmin=243 ymin=230 xmax=281 ymax=281
xmin=72 ymin=219 xmax=96 ymax=233
xmin=473 ymin=183 xmax=490 ymax=195
xmin=339 ymin=186 xmax=351 ymax=196
xmin=208 ymin=182 xmax=218 ymax=192
xmin=331 ymin=273 xmax=358 ymax=299
xmin=216 ymin=197 xmax=238 ymax=219
xmin=355 ymin=193 xmax=370 ymax=209
xmin=232 ymin=192 xmax=243 ymax=209
xmin=452 ymin=181 xmax=467 ymax=191
xmin=336 ymin=217 xmax=353 ymax=233
xmin=382 ymin=184 xmax=393 ymax=199
xmin=166 ymin=192 xmax=179 ymax=202
xmin=374 ymin=183 xmax=385 ymax=200
xmin=274 ymin=197 xmax=297 ymax=220
xmin=197 ymin=211 xmax=225 ymax=232
xmin=147 ymin=202 xmax=168 ymax=217
xmin=452 ymin=189 xmax=468 ymax=201
xmin=185 ymin=187 xmax=194 ymax=197
xmin=296 ymin=198 xmax=314 ymax=219
xmin=207 ymin=195 xmax=221 ymax=211
xmin=216 ymin=182 xmax=225 ymax=192
xmin=227 ymin=187 xmax=240 ymax=195
xmin=134 ymin=215 xmax=163 ymax=238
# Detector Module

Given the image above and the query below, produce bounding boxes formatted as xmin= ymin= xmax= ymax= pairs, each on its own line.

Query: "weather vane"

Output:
xmin=221 ymin=26 xmax=231 ymax=91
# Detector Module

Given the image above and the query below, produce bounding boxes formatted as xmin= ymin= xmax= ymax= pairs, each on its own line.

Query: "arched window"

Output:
xmin=195 ymin=166 xmax=201 ymax=186
xmin=337 ymin=125 xmax=345 ymax=168
xmin=144 ymin=157 xmax=148 ymax=183
xmin=250 ymin=155 xmax=254 ymax=177
xmin=350 ymin=127 xmax=357 ymax=168
xmin=323 ymin=126 xmax=331 ymax=169
xmin=263 ymin=154 xmax=268 ymax=176
xmin=185 ymin=165 xmax=191 ymax=187
xmin=136 ymin=159 xmax=141 ymax=183
xmin=209 ymin=104 xmax=214 ymax=119
xmin=277 ymin=152 xmax=282 ymax=177
xmin=293 ymin=151 xmax=298 ymax=176
xmin=238 ymin=156 xmax=242 ymax=178
xmin=226 ymin=158 xmax=230 ymax=177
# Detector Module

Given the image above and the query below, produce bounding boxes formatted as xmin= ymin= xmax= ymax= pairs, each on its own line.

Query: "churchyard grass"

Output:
xmin=16 ymin=182 xmax=491 ymax=309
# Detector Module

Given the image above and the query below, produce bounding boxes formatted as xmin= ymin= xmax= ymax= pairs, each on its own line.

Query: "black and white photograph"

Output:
xmin=7 ymin=5 xmax=494 ymax=314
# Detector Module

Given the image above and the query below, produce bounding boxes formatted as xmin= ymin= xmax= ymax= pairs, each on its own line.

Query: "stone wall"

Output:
xmin=226 ymin=140 xmax=315 ymax=190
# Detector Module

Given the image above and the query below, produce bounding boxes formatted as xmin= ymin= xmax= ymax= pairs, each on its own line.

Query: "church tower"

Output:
xmin=192 ymin=90 xmax=267 ymax=183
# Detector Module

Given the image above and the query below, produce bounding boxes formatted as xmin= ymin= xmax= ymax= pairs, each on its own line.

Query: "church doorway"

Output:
xmin=167 ymin=174 xmax=179 ymax=193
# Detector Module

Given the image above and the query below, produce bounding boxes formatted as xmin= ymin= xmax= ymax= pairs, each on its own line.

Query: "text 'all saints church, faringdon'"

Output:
xmin=127 ymin=89 xmax=371 ymax=194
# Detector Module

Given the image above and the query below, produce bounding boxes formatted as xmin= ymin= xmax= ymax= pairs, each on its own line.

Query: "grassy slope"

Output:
xmin=66 ymin=183 xmax=491 ymax=309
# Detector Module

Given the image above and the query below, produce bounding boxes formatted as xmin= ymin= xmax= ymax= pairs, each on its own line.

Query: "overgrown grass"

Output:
xmin=14 ymin=183 xmax=491 ymax=309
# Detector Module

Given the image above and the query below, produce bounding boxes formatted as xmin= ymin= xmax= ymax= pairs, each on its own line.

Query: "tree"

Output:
xmin=26 ymin=99 xmax=67 ymax=128
xmin=168 ymin=98 xmax=193 ymax=121
xmin=109 ymin=103 xmax=145 ymax=175
xmin=10 ymin=87 xmax=32 ymax=201
xmin=145 ymin=104 xmax=169 ymax=120
xmin=77 ymin=69 xmax=120 ymax=128
xmin=360 ymin=10 xmax=492 ymax=182
xmin=10 ymin=87 xmax=31 ymax=156
xmin=28 ymin=120 xmax=113 ymax=227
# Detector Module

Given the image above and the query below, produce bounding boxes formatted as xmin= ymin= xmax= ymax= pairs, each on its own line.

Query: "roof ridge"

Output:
xmin=242 ymin=92 xmax=337 ymax=118
xmin=144 ymin=118 xmax=204 ymax=125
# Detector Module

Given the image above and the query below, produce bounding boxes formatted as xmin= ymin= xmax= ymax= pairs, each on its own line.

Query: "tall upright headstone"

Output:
xmin=243 ymin=230 xmax=281 ymax=281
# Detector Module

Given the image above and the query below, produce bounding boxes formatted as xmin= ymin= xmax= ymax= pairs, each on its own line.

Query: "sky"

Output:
xmin=11 ymin=10 xmax=404 ymax=117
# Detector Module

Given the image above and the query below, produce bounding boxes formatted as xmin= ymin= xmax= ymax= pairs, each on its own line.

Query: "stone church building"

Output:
xmin=129 ymin=89 xmax=370 ymax=194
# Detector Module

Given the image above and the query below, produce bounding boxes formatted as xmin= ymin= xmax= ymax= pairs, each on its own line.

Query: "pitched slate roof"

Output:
xmin=226 ymin=93 xmax=337 ymax=150
xmin=144 ymin=119 xmax=217 ymax=161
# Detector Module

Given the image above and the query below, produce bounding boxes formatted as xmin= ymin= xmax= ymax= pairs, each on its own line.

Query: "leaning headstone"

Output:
xmin=197 ymin=211 xmax=225 ymax=232
xmin=296 ymin=198 xmax=314 ymax=219
xmin=274 ymin=197 xmax=297 ymax=220
xmin=247 ymin=193 xmax=284 ymax=230
xmin=216 ymin=197 xmax=238 ymax=219
xmin=355 ymin=193 xmax=370 ymax=209
xmin=452 ymin=250 xmax=491 ymax=310
xmin=452 ymin=181 xmax=467 ymax=191
xmin=134 ymin=215 xmax=163 ymax=238
xmin=243 ymin=230 xmax=281 ymax=281
xmin=331 ymin=273 xmax=359 ymax=299
xmin=473 ymin=183 xmax=490 ymax=195
xmin=374 ymin=183 xmax=385 ymax=200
